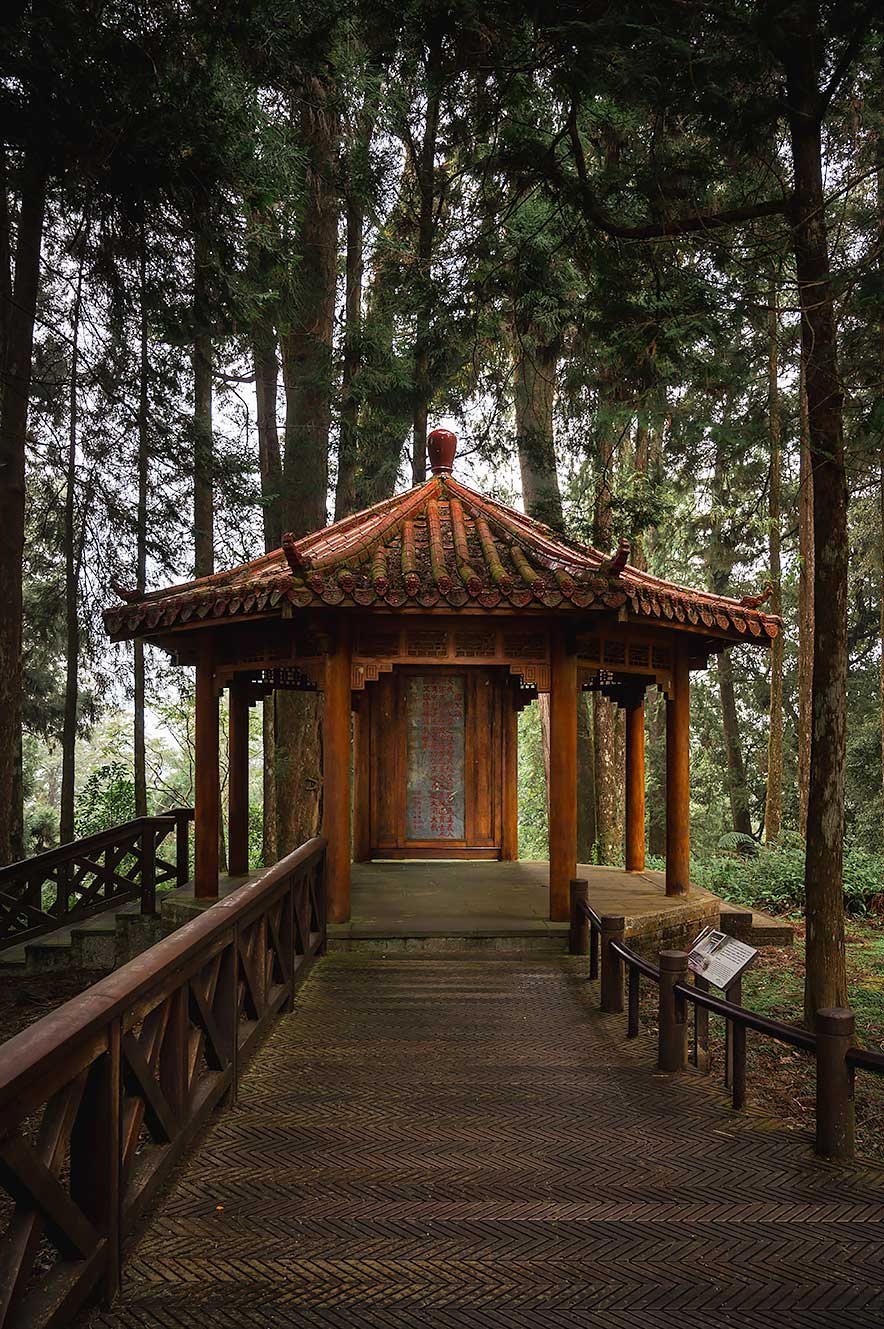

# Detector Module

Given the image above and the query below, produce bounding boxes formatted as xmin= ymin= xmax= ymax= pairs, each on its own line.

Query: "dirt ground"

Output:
xmin=0 ymin=967 xmax=111 ymax=1047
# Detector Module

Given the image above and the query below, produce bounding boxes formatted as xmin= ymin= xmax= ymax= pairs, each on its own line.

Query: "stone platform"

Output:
xmin=327 ymin=860 xmax=791 ymax=954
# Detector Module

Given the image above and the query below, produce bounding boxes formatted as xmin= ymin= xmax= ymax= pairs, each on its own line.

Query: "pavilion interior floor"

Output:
xmin=159 ymin=859 xmax=792 ymax=951
xmin=329 ymin=860 xmax=721 ymax=944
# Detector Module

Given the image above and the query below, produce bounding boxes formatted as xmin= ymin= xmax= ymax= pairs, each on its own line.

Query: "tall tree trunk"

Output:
xmin=797 ymin=352 xmax=814 ymax=837
xmin=279 ymin=77 xmax=338 ymax=536
xmin=336 ymin=191 xmax=364 ymax=519
xmin=632 ymin=413 xmax=649 ymax=571
xmin=0 ymin=152 xmax=46 ymax=864
xmin=577 ymin=693 xmax=596 ymax=862
xmin=253 ymin=315 xmax=283 ymax=551
xmin=593 ymin=382 xmax=621 ymax=863
xmin=647 ymin=692 xmax=666 ymax=856
xmin=252 ymin=314 xmax=282 ymax=868
xmin=718 ymin=650 xmax=753 ymax=837
xmin=134 ymin=223 xmax=149 ymax=818
xmin=411 ymin=40 xmax=441 ymax=486
xmin=193 ymin=229 xmax=213 ymax=578
xmin=275 ymin=74 xmax=339 ymax=856
xmin=514 ymin=323 xmax=566 ymax=845
xmin=783 ymin=14 xmax=849 ymax=1022
xmin=59 ymin=237 xmax=86 ymax=845
xmin=708 ymin=409 xmax=753 ymax=838
xmin=513 ymin=325 xmax=563 ymax=530
xmin=765 ymin=272 xmax=783 ymax=841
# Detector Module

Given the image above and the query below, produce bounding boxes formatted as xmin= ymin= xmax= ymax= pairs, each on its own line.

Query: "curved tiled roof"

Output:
xmin=104 ymin=473 xmax=781 ymax=644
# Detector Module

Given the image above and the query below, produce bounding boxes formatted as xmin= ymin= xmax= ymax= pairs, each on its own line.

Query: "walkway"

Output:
xmin=85 ymin=955 xmax=884 ymax=1328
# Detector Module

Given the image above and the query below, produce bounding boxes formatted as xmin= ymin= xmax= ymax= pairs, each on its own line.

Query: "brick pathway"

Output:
xmin=86 ymin=955 xmax=884 ymax=1328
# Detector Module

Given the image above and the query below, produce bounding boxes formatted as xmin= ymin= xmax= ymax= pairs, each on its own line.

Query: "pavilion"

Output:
xmin=104 ymin=429 xmax=781 ymax=924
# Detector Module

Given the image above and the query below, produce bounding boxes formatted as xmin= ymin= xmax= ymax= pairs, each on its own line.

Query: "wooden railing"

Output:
xmin=570 ymin=879 xmax=884 ymax=1163
xmin=0 ymin=835 xmax=327 ymax=1329
xmin=0 ymin=809 xmax=194 ymax=950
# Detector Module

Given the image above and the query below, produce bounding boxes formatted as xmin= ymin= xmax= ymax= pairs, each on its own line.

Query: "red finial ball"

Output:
xmin=427 ymin=427 xmax=457 ymax=475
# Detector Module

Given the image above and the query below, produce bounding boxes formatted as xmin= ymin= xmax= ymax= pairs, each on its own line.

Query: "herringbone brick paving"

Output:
xmin=84 ymin=955 xmax=884 ymax=1327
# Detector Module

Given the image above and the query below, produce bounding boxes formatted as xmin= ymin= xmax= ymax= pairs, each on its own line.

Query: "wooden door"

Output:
xmin=367 ymin=667 xmax=504 ymax=858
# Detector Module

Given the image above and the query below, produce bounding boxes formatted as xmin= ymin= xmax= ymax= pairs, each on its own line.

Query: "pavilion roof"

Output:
xmin=104 ymin=471 xmax=781 ymax=644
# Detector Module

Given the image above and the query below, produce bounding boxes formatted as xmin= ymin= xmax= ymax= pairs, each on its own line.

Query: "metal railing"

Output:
xmin=0 ymin=809 xmax=194 ymax=950
xmin=0 ymin=835 xmax=327 ymax=1329
xmin=569 ymin=878 xmax=883 ymax=1163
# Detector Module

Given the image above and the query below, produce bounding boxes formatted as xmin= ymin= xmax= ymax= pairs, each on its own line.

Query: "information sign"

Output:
xmin=688 ymin=926 xmax=757 ymax=991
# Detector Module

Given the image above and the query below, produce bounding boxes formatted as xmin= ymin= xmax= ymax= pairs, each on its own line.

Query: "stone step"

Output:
xmin=719 ymin=901 xmax=794 ymax=947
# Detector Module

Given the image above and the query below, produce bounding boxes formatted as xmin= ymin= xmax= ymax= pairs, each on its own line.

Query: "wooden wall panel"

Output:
xmin=368 ymin=667 xmax=505 ymax=858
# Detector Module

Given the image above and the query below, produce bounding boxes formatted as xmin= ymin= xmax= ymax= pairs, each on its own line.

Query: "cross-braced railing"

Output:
xmin=0 ymin=809 xmax=194 ymax=950
xmin=0 ymin=835 xmax=327 ymax=1329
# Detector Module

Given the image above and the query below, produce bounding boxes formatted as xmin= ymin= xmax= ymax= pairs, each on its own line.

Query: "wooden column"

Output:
xmin=624 ymin=697 xmax=646 ymax=872
xmin=324 ymin=618 xmax=352 ymax=922
xmin=228 ymin=679 xmax=250 ymax=876
xmin=194 ymin=634 xmax=219 ymax=898
xmin=665 ymin=635 xmax=690 ymax=896
xmin=353 ymin=694 xmax=371 ymax=863
xmin=548 ymin=628 xmax=577 ymax=921
xmin=502 ymin=689 xmax=519 ymax=861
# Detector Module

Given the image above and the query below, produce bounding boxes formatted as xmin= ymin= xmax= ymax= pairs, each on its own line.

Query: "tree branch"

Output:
xmin=566 ymin=102 xmax=788 ymax=241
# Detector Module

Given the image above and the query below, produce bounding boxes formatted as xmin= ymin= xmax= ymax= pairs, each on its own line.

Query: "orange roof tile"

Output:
xmin=104 ymin=469 xmax=781 ymax=645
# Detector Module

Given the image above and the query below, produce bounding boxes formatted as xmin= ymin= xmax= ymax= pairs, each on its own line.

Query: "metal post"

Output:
xmin=627 ymin=965 xmax=640 ymax=1038
xmin=730 ymin=975 xmax=746 ymax=1110
xmin=694 ymin=974 xmax=710 ymax=1071
xmin=724 ymin=974 xmax=742 ymax=1089
xmin=600 ymin=915 xmax=625 ymax=1013
xmin=658 ymin=950 xmax=689 ymax=1072
xmin=589 ymin=920 xmax=599 ymax=981
xmin=815 ymin=1007 xmax=855 ymax=1162
xmin=569 ymin=879 xmax=589 ymax=956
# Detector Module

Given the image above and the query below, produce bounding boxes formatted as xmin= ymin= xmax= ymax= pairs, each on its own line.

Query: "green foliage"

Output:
xmin=74 ymin=762 xmax=137 ymax=839
xmin=692 ymin=834 xmax=884 ymax=919
xmin=249 ymin=802 xmax=264 ymax=872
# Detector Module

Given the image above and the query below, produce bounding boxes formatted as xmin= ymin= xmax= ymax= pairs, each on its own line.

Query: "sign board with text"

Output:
xmin=688 ymin=926 xmax=757 ymax=991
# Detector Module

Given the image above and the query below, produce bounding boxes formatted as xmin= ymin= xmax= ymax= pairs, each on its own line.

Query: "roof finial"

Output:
xmin=427 ymin=427 xmax=457 ymax=475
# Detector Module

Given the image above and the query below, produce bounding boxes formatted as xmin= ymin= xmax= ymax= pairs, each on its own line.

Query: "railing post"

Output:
xmin=175 ymin=809 xmax=191 ymax=887
xmin=569 ymin=879 xmax=588 ymax=956
xmin=140 ymin=824 xmax=157 ymax=916
xmin=589 ymin=919 xmax=599 ymax=981
xmin=600 ymin=915 xmax=625 ymax=1013
xmin=693 ymin=974 xmax=710 ymax=1071
xmin=70 ymin=1018 xmax=121 ymax=1303
xmin=627 ymin=965 xmax=640 ymax=1038
xmin=658 ymin=950 xmax=689 ymax=1072
xmin=815 ymin=1007 xmax=855 ymax=1162
xmin=724 ymin=975 xmax=746 ymax=1109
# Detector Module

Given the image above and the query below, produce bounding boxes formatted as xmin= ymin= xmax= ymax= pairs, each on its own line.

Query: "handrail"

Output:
xmin=673 ymin=979 xmax=816 ymax=1052
xmin=611 ymin=938 xmax=659 ymax=982
xmin=0 ymin=810 xmax=191 ymax=881
xmin=0 ymin=835 xmax=325 ymax=1106
xmin=0 ymin=807 xmax=194 ymax=948
xmin=569 ymin=878 xmax=884 ymax=1164
xmin=0 ymin=834 xmax=327 ymax=1329
xmin=847 ymin=1045 xmax=884 ymax=1072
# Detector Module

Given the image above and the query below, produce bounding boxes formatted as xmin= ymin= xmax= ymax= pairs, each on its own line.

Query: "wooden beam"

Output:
xmin=548 ymin=628 xmax=577 ymax=921
xmin=194 ymin=635 xmax=219 ymax=899
xmin=353 ymin=695 xmax=371 ymax=863
xmin=665 ymin=635 xmax=690 ymax=896
xmin=502 ymin=689 xmax=519 ymax=861
xmin=624 ymin=699 xmax=645 ymax=872
xmin=324 ymin=618 xmax=352 ymax=922
xmin=227 ymin=680 xmax=250 ymax=876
